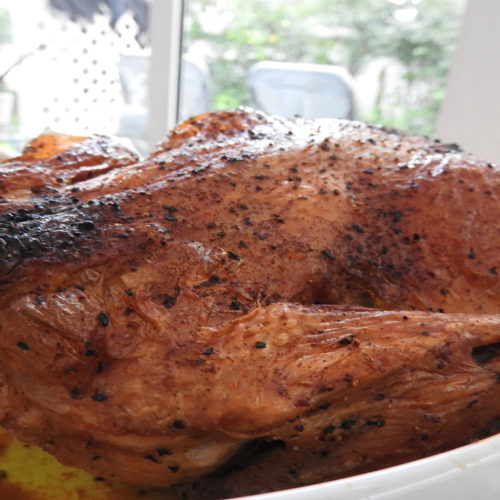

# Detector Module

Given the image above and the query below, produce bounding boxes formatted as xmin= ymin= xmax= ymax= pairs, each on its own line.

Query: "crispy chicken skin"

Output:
xmin=0 ymin=108 xmax=499 ymax=498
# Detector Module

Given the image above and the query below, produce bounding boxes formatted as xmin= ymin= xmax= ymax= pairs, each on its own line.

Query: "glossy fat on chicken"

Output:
xmin=0 ymin=108 xmax=499 ymax=499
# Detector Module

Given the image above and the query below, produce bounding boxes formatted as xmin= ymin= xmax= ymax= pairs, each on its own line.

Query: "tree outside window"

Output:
xmin=184 ymin=0 xmax=466 ymax=136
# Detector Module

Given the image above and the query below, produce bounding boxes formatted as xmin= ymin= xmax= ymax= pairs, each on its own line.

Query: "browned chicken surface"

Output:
xmin=0 ymin=108 xmax=499 ymax=499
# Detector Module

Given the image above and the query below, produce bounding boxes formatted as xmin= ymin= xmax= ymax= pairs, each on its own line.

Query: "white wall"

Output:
xmin=436 ymin=0 xmax=500 ymax=163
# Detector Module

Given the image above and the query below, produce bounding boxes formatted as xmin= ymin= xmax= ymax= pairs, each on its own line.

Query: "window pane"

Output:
xmin=182 ymin=0 xmax=466 ymax=136
xmin=0 ymin=0 xmax=151 ymax=153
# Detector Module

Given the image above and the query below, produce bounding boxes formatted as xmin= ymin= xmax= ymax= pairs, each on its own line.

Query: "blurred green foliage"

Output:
xmin=184 ymin=0 xmax=465 ymax=136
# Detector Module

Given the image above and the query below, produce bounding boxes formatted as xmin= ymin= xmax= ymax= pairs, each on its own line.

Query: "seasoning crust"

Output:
xmin=0 ymin=108 xmax=498 ymax=499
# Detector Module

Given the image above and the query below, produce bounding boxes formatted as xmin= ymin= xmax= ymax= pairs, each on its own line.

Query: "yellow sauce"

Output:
xmin=0 ymin=427 xmax=177 ymax=500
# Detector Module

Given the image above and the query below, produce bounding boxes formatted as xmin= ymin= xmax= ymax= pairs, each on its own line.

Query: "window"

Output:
xmin=0 ymin=0 xmax=470 ymax=157
xmin=182 ymin=0 xmax=466 ymax=136
xmin=0 ymin=0 xmax=155 ymax=153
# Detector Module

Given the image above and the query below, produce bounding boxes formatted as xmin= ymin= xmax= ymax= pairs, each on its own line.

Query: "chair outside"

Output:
xmin=178 ymin=55 xmax=211 ymax=123
xmin=249 ymin=61 xmax=354 ymax=120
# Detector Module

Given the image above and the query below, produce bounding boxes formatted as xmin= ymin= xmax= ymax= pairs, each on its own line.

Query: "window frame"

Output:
xmin=147 ymin=0 xmax=184 ymax=148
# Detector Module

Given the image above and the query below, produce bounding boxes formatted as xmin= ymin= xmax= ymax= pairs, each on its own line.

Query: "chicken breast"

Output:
xmin=0 ymin=108 xmax=499 ymax=499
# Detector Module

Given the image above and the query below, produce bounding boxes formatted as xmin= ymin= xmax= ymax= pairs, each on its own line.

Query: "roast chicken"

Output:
xmin=0 ymin=108 xmax=499 ymax=499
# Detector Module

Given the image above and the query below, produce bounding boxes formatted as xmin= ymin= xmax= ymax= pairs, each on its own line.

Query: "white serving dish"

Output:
xmin=240 ymin=433 xmax=500 ymax=500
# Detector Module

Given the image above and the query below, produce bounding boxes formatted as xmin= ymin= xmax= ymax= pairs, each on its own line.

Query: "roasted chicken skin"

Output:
xmin=0 ymin=108 xmax=499 ymax=499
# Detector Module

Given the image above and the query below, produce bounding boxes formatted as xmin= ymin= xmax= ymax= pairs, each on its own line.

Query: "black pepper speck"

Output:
xmin=97 ymin=312 xmax=109 ymax=327
xmin=91 ymin=392 xmax=107 ymax=402
xmin=339 ymin=336 xmax=354 ymax=345
xmin=157 ymin=448 xmax=173 ymax=456
xmin=351 ymin=224 xmax=365 ymax=234
xmin=163 ymin=295 xmax=176 ymax=308
xmin=70 ymin=387 xmax=81 ymax=399
xmin=341 ymin=418 xmax=357 ymax=430
xmin=163 ymin=205 xmax=177 ymax=212
xmin=172 ymin=420 xmax=185 ymax=430
xmin=321 ymin=249 xmax=335 ymax=261
xmin=228 ymin=251 xmax=241 ymax=261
